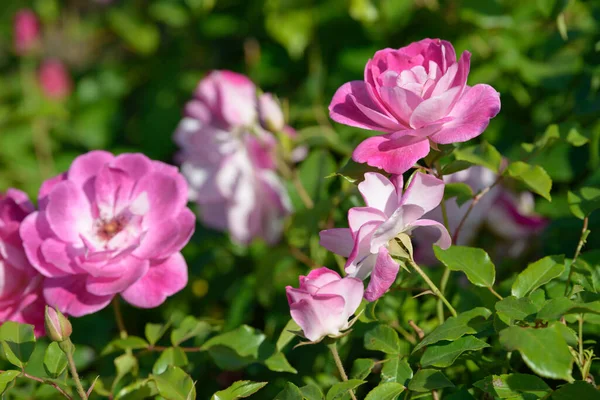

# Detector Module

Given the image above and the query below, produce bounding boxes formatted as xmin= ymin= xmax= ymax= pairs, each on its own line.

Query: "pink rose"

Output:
xmin=20 ymin=151 xmax=195 ymax=317
xmin=0 ymin=189 xmax=45 ymax=336
xmin=329 ymin=38 xmax=501 ymax=174
xmin=174 ymin=70 xmax=293 ymax=245
xmin=320 ymin=172 xmax=450 ymax=301
xmin=39 ymin=60 xmax=72 ymax=100
xmin=286 ymin=268 xmax=364 ymax=342
xmin=13 ymin=9 xmax=40 ymax=56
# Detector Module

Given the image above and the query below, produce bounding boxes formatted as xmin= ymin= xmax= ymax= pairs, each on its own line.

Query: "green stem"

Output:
xmin=112 ymin=297 xmax=128 ymax=339
xmin=578 ymin=314 xmax=584 ymax=367
xmin=488 ymin=286 xmax=504 ymax=300
xmin=63 ymin=342 xmax=88 ymax=400
xmin=434 ymin=160 xmax=452 ymax=324
xmin=565 ymin=217 xmax=589 ymax=296
xmin=327 ymin=342 xmax=357 ymax=400
xmin=409 ymin=258 xmax=457 ymax=317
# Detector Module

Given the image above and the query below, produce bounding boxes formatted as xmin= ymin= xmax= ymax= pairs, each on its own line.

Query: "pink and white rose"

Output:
xmin=0 ymin=189 xmax=45 ymax=336
xmin=286 ymin=267 xmax=363 ymax=342
xmin=174 ymin=70 xmax=294 ymax=245
xmin=320 ymin=172 xmax=450 ymax=301
xmin=20 ymin=151 xmax=195 ymax=317
xmin=329 ymin=38 xmax=501 ymax=174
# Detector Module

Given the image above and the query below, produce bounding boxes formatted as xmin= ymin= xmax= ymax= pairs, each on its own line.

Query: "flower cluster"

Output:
xmin=174 ymin=70 xmax=297 ymax=245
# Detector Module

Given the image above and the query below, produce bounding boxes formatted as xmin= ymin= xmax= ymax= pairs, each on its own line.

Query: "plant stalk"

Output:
xmin=327 ymin=342 xmax=357 ymax=400
xmin=409 ymin=258 xmax=457 ymax=317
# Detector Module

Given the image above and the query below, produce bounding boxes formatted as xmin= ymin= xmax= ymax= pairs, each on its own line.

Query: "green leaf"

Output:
xmin=443 ymin=183 xmax=474 ymax=206
xmin=153 ymin=347 xmax=189 ymax=375
xmin=0 ymin=370 xmax=20 ymax=395
xmin=43 ymin=342 xmax=68 ymax=378
xmin=454 ymin=142 xmax=502 ymax=173
xmin=211 ymin=380 xmax=268 ymax=400
xmin=568 ymin=187 xmax=600 ymax=219
xmin=171 ymin=316 xmax=212 ymax=346
xmin=151 ymin=366 xmax=196 ymax=400
xmin=495 ymin=296 xmax=539 ymax=324
xmin=499 ymin=325 xmax=573 ymax=381
xmin=408 ymin=369 xmax=454 ymax=392
xmin=107 ymin=10 xmax=160 ymax=55
xmin=114 ymin=353 xmax=138 ymax=385
xmin=102 ymin=336 xmax=149 ymax=355
xmin=473 ymin=373 xmax=551 ymax=399
xmin=265 ymin=10 xmax=314 ymax=59
xmin=276 ymin=319 xmax=300 ymax=351
xmin=364 ymin=382 xmax=405 ymax=400
xmin=441 ymin=160 xmax=473 ymax=175
xmin=381 ymin=358 xmax=412 ymax=385
xmin=413 ymin=308 xmax=492 ymax=352
xmin=445 ymin=387 xmax=476 ymax=400
xmin=420 ymin=336 xmax=489 ymax=368
xmin=511 ymin=255 xmax=565 ymax=298
xmin=332 ymin=159 xmax=382 ymax=184
xmin=115 ymin=379 xmax=157 ymax=400
xmin=264 ymin=351 xmax=297 ymax=374
xmin=506 ymin=161 xmax=552 ymax=201
xmin=552 ymin=381 xmax=600 ymax=399
xmin=299 ymin=383 xmax=324 ymax=400
xmin=0 ymin=321 xmax=36 ymax=368
xmin=351 ymin=358 xmax=375 ymax=380
xmin=364 ymin=325 xmax=402 ymax=354
xmin=537 ymin=297 xmax=600 ymax=320
xmin=434 ymin=245 xmax=495 ymax=288
xmin=273 ymin=382 xmax=303 ymax=400
xmin=202 ymin=325 xmax=265 ymax=356
xmin=326 ymin=380 xmax=365 ymax=400
xmin=538 ymin=124 xmax=588 ymax=148
xmin=145 ymin=323 xmax=170 ymax=346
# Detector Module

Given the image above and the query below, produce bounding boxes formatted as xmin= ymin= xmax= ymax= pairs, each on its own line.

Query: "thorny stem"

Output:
xmin=408 ymin=258 xmax=457 ymax=317
xmin=327 ymin=342 xmax=357 ymax=400
xmin=564 ymin=217 xmax=589 ymax=296
xmin=0 ymin=370 xmax=73 ymax=399
xmin=65 ymin=344 xmax=88 ymax=400
xmin=453 ymin=174 xmax=504 ymax=244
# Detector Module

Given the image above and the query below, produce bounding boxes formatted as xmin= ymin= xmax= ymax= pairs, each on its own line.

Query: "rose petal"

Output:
xmin=364 ymin=247 xmax=400 ymax=301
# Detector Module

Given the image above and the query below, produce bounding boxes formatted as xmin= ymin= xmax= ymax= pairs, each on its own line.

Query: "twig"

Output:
xmin=408 ymin=258 xmax=457 ymax=317
xmin=408 ymin=320 xmax=425 ymax=340
xmin=564 ymin=217 xmax=589 ymax=296
xmin=327 ymin=343 xmax=357 ymax=400
xmin=289 ymin=245 xmax=318 ymax=268
xmin=0 ymin=370 xmax=73 ymax=399
xmin=112 ymin=297 xmax=128 ymax=339
xmin=488 ymin=286 xmax=504 ymax=300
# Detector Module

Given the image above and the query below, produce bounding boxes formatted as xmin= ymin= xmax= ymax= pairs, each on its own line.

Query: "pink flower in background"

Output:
xmin=320 ymin=172 xmax=450 ymax=301
xmin=286 ymin=267 xmax=363 ymax=342
xmin=39 ymin=60 xmax=73 ymax=100
xmin=413 ymin=166 xmax=547 ymax=264
xmin=13 ymin=9 xmax=40 ymax=55
xmin=20 ymin=151 xmax=195 ymax=317
xmin=174 ymin=70 xmax=295 ymax=245
xmin=0 ymin=190 xmax=45 ymax=336
xmin=329 ymin=39 xmax=501 ymax=174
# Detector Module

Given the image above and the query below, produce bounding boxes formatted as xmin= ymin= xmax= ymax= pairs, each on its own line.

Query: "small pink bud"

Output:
xmin=13 ymin=9 xmax=40 ymax=56
xmin=38 ymin=60 xmax=72 ymax=100
xmin=44 ymin=306 xmax=72 ymax=342
xmin=259 ymin=93 xmax=285 ymax=132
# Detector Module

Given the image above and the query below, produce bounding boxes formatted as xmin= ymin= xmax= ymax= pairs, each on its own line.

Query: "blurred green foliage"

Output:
xmin=0 ymin=0 xmax=600 ymax=398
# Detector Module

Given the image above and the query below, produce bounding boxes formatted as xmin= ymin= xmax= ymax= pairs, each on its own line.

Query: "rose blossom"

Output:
xmin=174 ymin=70 xmax=295 ymax=245
xmin=0 ymin=189 xmax=45 ymax=336
xmin=286 ymin=267 xmax=363 ymax=342
xmin=13 ymin=9 xmax=40 ymax=55
xmin=320 ymin=172 xmax=450 ymax=301
xmin=39 ymin=59 xmax=73 ymax=100
xmin=20 ymin=151 xmax=195 ymax=317
xmin=329 ymin=38 xmax=501 ymax=174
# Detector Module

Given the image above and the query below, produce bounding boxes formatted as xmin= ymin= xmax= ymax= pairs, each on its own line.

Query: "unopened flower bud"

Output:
xmin=38 ymin=60 xmax=72 ymax=100
xmin=13 ymin=9 xmax=40 ymax=56
xmin=44 ymin=306 xmax=72 ymax=342
xmin=259 ymin=93 xmax=285 ymax=132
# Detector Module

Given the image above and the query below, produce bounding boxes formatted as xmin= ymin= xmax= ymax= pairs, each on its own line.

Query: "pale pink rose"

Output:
xmin=329 ymin=39 xmax=501 ymax=174
xmin=13 ymin=9 xmax=40 ymax=55
xmin=39 ymin=60 xmax=72 ymax=100
xmin=174 ymin=70 xmax=293 ymax=245
xmin=259 ymin=93 xmax=285 ymax=132
xmin=0 ymin=189 xmax=45 ymax=336
xmin=20 ymin=151 xmax=195 ymax=317
xmin=320 ymin=172 xmax=450 ymax=301
xmin=286 ymin=267 xmax=363 ymax=342
xmin=413 ymin=166 xmax=547 ymax=264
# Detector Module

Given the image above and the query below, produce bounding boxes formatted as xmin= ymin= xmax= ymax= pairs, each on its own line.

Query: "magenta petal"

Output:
xmin=40 ymin=238 xmax=81 ymax=275
xmin=86 ymin=258 xmax=149 ymax=296
xmin=319 ymin=228 xmax=354 ymax=258
xmin=329 ymin=81 xmax=401 ymax=132
xmin=364 ymin=247 xmax=399 ymax=301
xmin=43 ymin=275 xmax=114 ymax=317
xmin=46 ymin=181 xmax=92 ymax=243
xmin=38 ymin=173 xmax=66 ymax=207
xmin=134 ymin=171 xmax=188 ymax=224
xmin=430 ymin=84 xmax=501 ymax=144
xmin=111 ymin=153 xmax=154 ymax=181
xmin=409 ymin=86 xmax=461 ymax=129
xmin=408 ymin=219 xmax=451 ymax=249
xmin=401 ymin=172 xmax=445 ymax=214
xmin=121 ymin=253 xmax=188 ymax=308
xmin=67 ymin=151 xmax=114 ymax=188
xmin=353 ymin=135 xmax=430 ymax=175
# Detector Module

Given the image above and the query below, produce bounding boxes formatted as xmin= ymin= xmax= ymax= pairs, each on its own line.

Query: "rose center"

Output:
xmin=96 ymin=217 xmax=125 ymax=241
